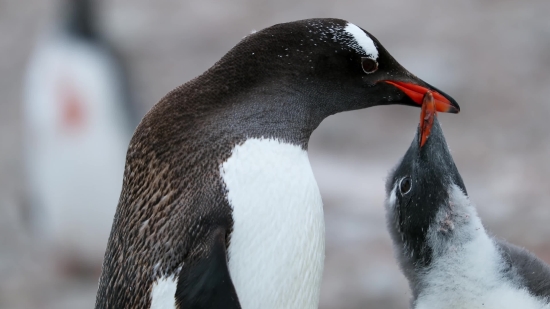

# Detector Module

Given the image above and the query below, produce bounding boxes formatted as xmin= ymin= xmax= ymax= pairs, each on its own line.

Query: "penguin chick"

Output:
xmin=385 ymin=93 xmax=550 ymax=309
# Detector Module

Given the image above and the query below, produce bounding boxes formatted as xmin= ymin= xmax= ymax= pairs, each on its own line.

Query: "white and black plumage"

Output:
xmin=23 ymin=0 xmax=135 ymax=266
xmin=385 ymin=99 xmax=550 ymax=309
xmin=95 ymin=18 xmax=459 ymax=309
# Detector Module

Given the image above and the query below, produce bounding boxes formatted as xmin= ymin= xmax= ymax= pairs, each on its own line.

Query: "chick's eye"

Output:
xmin=399 ymin=177 xmax=412 ymax=195
xmin=361 ymin=57 xmax=378 ymax=74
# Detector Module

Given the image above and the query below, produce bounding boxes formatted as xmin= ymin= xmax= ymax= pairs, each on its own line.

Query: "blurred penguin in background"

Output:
xmin=23 ymin=0 xmax=137 ymax=275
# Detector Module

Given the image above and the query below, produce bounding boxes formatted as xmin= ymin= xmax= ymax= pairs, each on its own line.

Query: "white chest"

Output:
xmin=220 ymin=138 xmax=325 ymax=309
xmin=416 ymin=239 xmax=549 ymax=309
xmin=415 ymin=199 xmax=549 ymax=309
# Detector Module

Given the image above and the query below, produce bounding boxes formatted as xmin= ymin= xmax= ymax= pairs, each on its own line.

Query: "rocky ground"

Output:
xmin=1 ymin=0 xmax=550 ymax=308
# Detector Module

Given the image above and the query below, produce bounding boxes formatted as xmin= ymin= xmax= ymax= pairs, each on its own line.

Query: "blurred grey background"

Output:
xmin=2 ymin=0 xmax=550 ymax=308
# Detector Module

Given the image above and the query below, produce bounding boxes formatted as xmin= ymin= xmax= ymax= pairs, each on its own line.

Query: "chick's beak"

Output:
xmin=419 ymin=91 xmax=437 ymax=148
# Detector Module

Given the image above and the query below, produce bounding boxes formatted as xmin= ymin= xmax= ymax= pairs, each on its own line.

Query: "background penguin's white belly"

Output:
xmin=221 ymin=138 xmax=325 ymax=309
xmin=24 ymin=37 xmax=131 ymax=260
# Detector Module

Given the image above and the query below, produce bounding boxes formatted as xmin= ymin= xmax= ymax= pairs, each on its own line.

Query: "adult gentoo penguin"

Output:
xmin=96 ymin=19 xmax=460 ymax=309
xmin=23 ymin=0 xmax=135 ymax=270
xmin=385 ymin=93 xmax=550 ymax=309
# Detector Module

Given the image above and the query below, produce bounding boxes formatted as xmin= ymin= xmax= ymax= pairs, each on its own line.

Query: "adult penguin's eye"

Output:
xmin=399 ymin=177 xmax=412 ymax=195
xmin=361 ymin=57 xmax=378 ymax=74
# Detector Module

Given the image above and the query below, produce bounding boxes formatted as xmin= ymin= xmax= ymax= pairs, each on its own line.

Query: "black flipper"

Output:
xmin=176 ymin=228 xmax=241 ymax=309
xmin=497 ymin=239 xmax=550 ymax=301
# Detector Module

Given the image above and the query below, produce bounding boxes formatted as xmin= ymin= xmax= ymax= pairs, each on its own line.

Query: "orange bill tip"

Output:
xmin=384 ymin=81 xmax=459 ymax=114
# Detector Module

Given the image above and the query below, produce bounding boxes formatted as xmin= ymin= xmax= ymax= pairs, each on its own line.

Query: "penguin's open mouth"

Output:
xmin=419 ymin=91 xmax=437 ymax=148
xmin=384 ymin=81 xmax=460 ymax=114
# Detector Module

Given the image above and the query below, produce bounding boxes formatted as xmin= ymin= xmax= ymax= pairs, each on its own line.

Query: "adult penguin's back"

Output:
xmin=23 ymin=0 xmax=135 ymax=270
xmin=96 ymin=18 xmax=460 ymax=308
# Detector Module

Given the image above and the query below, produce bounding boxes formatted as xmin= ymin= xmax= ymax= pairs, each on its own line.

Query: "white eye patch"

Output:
xmin=344 ymin=23 xmax=379 ymax=60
